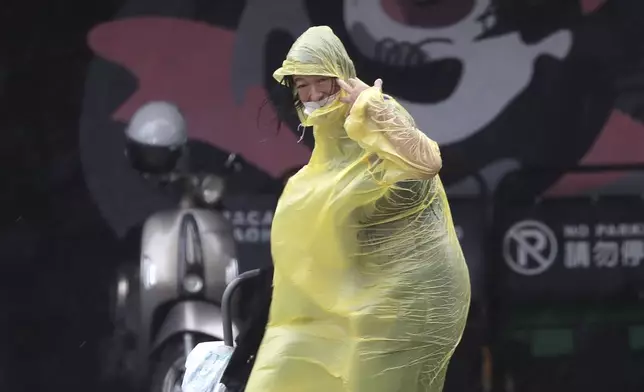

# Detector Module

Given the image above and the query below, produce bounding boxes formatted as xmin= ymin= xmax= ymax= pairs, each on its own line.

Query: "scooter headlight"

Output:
xmin=116 ymin=275 xmax=129 ymax=306
xmin=199 ymin=175 xmax=225 ymax=205
xmin=183 ymin=274 xmax=204 ymax=293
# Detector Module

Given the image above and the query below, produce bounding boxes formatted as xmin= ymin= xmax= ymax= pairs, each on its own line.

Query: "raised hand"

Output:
xmin=337 ymin=77 xmax=383 ymax=109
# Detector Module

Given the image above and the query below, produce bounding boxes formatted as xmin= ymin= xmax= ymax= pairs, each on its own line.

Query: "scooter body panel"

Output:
xmin=134 ymin=207 xmax=237 ymax=385
xmin=150 ymin=300 xmax=239 ymax=352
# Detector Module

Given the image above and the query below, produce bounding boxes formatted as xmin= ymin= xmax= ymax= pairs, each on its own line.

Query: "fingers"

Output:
xmin=339 ymin=77 xmax=371 ymax=90
xmin=339 ymin=96 xmax=352 ymax=104
xmin=350 ymin=78 xmax=369 ymax=89
xmin=336 ymin=79 xmax=351 ymax=92
xmin=374 ymin=78 xmax=383 ymax=89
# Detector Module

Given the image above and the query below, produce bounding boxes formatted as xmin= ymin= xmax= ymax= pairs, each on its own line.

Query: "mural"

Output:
xmin=80 ymin=0 xmax=644 ymax=234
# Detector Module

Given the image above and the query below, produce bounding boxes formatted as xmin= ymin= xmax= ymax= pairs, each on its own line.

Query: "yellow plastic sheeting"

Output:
xmin=245 ymin=26 xmax=471 ymax=392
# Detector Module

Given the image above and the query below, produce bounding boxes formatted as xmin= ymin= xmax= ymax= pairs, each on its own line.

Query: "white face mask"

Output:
xmin=302 ymin=92 xmax=339 ymax=116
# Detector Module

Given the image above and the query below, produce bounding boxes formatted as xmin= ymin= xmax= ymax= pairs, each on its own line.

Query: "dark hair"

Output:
xmin=258 ymin=75 xmax=339 ymax=132
xmin=258 ymin=75 xmax=302 ymax=132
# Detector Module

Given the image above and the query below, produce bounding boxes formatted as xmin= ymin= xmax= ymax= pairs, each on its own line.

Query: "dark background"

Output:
xmin=1 ymin=0 xmax=644 ymax=391
xmin=0 ymin=0 xmax=128 ymax=390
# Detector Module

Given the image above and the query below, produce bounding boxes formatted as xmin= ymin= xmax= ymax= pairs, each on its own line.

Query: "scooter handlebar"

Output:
xmin=221 ymin=269 xmax=263 ymax=347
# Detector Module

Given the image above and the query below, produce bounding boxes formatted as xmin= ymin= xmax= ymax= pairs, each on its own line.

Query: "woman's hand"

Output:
xmin=337 ymin=78 xmax=383 ymax=110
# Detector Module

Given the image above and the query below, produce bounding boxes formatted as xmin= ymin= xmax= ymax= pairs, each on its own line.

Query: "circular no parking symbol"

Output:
xmin=503 ymin=220 xmax=558 ymax=276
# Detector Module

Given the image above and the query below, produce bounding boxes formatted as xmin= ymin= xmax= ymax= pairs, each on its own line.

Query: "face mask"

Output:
xmin=302 ymin=92 xmax=339 ymax=116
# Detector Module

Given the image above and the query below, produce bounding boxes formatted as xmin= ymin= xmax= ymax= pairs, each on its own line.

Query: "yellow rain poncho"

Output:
xmin=245 ymin=26 xmax=471 ymax=392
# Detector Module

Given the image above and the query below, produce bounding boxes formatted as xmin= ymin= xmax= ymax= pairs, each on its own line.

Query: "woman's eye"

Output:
xmin=317 ymin=78 xmax=329 ymax=84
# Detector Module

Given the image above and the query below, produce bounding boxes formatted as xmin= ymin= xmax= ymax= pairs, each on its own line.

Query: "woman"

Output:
xmin=245 ymin=26 xmax=471 ymax=392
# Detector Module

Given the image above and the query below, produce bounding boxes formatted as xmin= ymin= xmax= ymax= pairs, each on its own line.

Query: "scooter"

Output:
xmin=104 ymin=101 xmax=241 ymax=392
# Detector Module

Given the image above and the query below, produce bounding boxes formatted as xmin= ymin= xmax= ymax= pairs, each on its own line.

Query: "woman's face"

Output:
xmin=293 ymin=75 xmax=339 ymax=103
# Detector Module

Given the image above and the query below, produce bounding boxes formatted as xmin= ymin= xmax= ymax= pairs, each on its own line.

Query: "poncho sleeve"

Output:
xmin=344 ymin=86 xmax=442 ymax=179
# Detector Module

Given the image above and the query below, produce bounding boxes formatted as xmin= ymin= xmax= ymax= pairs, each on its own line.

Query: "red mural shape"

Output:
xmin=87 ymin=17 xmax=311 ymax=178
xmin=545 ymin=109 xmax=644 ymax=196
xmin=580 ymin=0 xmax=609 ymax=14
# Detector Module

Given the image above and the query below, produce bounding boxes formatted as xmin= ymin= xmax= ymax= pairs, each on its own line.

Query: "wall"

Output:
xmin=79 ymin=0 xmax=644 ymax=234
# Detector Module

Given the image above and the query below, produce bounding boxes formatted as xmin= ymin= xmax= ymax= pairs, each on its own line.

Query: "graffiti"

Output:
xmin=80 ymin=0 xmax=644 ymax=234
xmin=545 ymin=110 xmax=644 ymax=195
xmin=344 ymin=0 xmax=573 ymax=145
xmin=87 ymin=17 xmax=310 ymax=178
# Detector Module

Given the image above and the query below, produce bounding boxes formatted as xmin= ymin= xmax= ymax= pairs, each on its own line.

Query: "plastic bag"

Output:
xmin=245 ymin=26 xmax=471 ymax=392
xmin=182 ymin=341 xmax=233 ymax=392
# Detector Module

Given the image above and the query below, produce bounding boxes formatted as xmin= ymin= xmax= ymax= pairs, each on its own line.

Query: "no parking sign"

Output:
xmin=503 ymin=220 xmax=558 ymax=276
xmin=495 ymin=198 xmax=644 ymax=301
